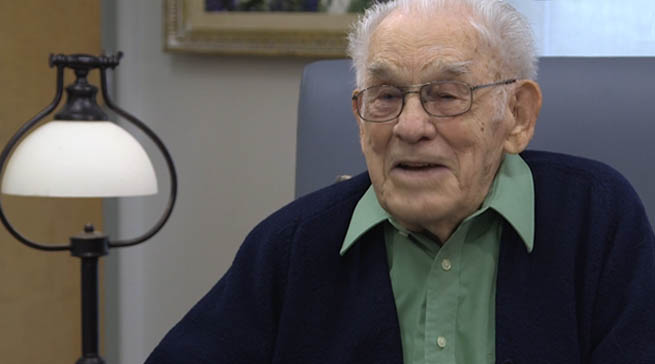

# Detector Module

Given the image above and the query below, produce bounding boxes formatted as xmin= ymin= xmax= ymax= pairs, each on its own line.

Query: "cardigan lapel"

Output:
xmin=343 ymin=223 xmax=405 ymax=364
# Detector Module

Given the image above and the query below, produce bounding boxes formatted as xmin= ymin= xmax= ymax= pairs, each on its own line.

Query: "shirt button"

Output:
xmin=436 ymin=336 xmax=447 ymax=348
xmin=441 ymin=259 xmax=452 ymax=271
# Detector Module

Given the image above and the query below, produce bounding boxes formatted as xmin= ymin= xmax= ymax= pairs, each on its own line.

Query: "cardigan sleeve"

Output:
xmin=589 ymin=174 xmax=655 ymax=364
xmin=144 ymin=218 xmax=294 ymax=364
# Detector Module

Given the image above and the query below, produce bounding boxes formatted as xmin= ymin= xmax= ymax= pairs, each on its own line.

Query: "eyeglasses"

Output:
xmin=352 ymin=79 xmax=516 ymax=123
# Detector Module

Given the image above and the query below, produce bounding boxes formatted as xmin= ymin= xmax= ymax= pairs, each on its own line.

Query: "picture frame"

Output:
xmin=163 ymin=0 xmax=359 ymax=57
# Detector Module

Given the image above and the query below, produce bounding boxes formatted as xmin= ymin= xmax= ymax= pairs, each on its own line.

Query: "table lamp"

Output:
xmin=0 ymin=53 xmax=177 ymax=364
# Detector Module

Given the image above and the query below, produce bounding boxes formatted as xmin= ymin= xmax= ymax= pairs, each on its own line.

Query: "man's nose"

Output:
xmin=393 ymin=91 xmax=437 ymax=143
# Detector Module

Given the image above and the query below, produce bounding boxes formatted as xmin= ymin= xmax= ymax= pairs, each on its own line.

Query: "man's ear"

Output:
xmin=503 ymin=80 xmax=542 ymax=154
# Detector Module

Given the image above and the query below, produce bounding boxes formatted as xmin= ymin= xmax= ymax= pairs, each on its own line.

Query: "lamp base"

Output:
xmin=76 ymin=356 xmax=105 ymax=364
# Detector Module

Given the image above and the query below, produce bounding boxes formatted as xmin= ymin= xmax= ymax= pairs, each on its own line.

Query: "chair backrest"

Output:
xmin=295 ymin=58 xmax=655 ymax=224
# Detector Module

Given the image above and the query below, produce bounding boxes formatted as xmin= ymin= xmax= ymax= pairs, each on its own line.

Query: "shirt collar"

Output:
xmin=340 ymin=153 xmax=534 ymax=256
xmin=340 ymin=185 xmax=388 ymax=255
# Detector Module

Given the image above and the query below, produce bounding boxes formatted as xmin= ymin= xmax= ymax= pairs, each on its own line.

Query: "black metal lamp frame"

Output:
xmin=0 ymin=53 xmax=178 ymax=364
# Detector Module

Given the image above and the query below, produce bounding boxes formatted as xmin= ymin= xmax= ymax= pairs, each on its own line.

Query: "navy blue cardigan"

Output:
xmin=146 ymin=151 xmax=655 ymax=364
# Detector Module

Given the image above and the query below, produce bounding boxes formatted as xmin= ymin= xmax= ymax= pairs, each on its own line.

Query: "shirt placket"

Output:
xmin=423 ymin=223 xmax=467 ymax=364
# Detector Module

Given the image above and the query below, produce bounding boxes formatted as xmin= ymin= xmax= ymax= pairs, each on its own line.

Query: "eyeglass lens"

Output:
xmin=358 ymin=82 xmax=471 ymax=121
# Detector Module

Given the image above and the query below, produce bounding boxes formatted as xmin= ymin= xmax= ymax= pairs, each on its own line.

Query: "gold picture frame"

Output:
xmin=164 ymin=0 xmax=359 ymax=57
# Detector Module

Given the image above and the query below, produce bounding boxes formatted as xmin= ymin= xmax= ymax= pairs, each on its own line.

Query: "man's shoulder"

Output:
xmin=520 ymin=149 xmax=647 ymax=232
xmin=521 ymin=149 xmax=634 ymax=193
xmin=232 ymin=172 xmax=371 ymax=279
xmin=252 ymin=172 xmax=371 ymax=237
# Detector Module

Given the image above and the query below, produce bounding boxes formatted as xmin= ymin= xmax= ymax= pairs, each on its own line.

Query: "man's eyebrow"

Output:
xmin=366 ymin=62 xmax=396 ymax=81
xmin=424 ymin=60 xmax=473 ymax=76
xmin=365 ymin=59 xmax=473 ymax=83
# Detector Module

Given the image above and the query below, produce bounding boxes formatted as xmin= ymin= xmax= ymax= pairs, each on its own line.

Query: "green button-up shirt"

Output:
xmin=340 ymin=153 xmax=534 ymax=364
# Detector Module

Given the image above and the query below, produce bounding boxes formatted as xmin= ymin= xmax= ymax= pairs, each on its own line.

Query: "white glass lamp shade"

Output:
xmin=2 ymin=121 xmax=158 ymax=197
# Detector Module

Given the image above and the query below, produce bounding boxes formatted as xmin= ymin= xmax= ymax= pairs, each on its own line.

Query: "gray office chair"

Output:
xmin=295 ymin=58 xmax=655 ymax=224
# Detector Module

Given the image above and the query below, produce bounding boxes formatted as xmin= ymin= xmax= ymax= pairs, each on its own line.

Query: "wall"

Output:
xmin=104 ymin=1 xmax=314 ymax=363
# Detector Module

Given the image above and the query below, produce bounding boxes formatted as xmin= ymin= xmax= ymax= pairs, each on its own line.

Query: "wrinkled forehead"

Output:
xmin=365 ymin=7 xmax=499 ymax=85
xmin=366 ymin=53 xmax=475 ymax=84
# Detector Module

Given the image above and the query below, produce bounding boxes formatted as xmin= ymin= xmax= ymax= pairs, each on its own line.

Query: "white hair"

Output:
xmin=347 ymin=0 xmax=538 ymax=88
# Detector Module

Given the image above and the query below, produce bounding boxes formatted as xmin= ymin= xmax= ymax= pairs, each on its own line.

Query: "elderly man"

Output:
xmin=147 ymin=0 xmax=655 ymax=363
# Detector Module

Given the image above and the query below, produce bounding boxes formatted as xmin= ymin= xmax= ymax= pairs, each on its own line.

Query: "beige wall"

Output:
xmin=0 ymin=1 xmax=103 ymax=363
xmin=106 ymin=1 xmax=320 ymax=363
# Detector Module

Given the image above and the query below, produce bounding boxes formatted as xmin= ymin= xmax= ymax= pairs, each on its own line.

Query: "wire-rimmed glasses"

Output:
xmin=352 ymin=79 xmax=516 ymax=123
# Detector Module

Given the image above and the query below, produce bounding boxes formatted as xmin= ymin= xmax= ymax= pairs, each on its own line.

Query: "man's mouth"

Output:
xmin=390 ymin=160 xmax=449 ymax=184
xmin=395 ymin=162 xmax=443 ymax=171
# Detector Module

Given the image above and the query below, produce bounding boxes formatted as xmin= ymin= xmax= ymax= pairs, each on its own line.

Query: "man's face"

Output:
xmin=355 ymin=8 xmax=517 ymax=241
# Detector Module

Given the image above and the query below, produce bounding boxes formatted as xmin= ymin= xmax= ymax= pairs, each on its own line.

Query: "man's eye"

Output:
xmin=377 ymin=92 xmax=399 ymax=101
xmin=425 ymin=92 xmax=458 ymax=102
xmin=436 ymin=93 xmax=457 ymax=99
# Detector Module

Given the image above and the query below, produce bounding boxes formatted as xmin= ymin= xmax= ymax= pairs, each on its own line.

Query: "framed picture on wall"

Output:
xmin=163 ymin=0 xmax=372 ymax=57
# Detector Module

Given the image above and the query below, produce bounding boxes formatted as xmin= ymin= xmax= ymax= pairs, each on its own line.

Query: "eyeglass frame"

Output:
xmin=351 ymin=79 xmax=517 ymax=123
